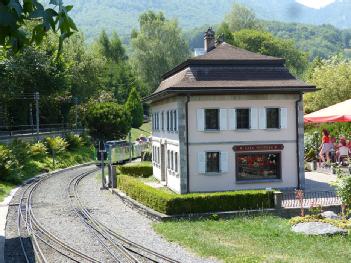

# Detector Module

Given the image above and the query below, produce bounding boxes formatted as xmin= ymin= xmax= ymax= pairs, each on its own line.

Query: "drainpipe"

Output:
xmin=295 ymin=93 xmax=303 ymax=189
xmin=185 ymin=95 xmax=190 ymax=193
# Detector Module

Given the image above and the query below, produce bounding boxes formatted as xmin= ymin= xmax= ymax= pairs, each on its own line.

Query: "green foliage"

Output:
xmin=85 ymin=102 xmax=131 ymax=141
xmin=29 ymin=142 xmax=48 ymax=159
xmin=228 ymin=29 xmax=308 ymax=76
xmin=44 ymin=136 xmax=68 ymax=154
xmin=223 ymin=3 xmax=261 ymax=32
xmin=0 ymin=0 xmax=77 ymax=54
xmin=65 ymin=133 xmax=83 ymax=150
xmin=118 ymin=162 xmax=153 ymax=178
xmin=94 ymin=30 xmax=127 ymax=63
xmin=131 ymin=11 xmax=190 ymax=93
xmin=304 ymin=57 xmax=351 ymax=113
xmin=332 ymin=170 xmax=351 ymax=207
xmin=118 ymin=175 xmax=274 ymax=215
xmin=125 ymin=87 xmax=144 ymax=128
xmin=8 ymin=139 xmax=30 ymax=163
xmin=0 ymin=144 xmax=20 ymax=181
xmin=263 ymin=21 xmax=349 ymax=60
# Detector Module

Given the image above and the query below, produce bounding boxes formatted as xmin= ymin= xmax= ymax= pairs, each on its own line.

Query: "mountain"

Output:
xmin=67 ymin=0 xmax=351 ymax=42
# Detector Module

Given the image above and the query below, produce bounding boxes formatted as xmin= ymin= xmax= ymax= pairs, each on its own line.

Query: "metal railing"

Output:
xmin=282 ymin=191 xmax=341 ymax=208
xmin=0 ymin=124 xmax=82 ymax=137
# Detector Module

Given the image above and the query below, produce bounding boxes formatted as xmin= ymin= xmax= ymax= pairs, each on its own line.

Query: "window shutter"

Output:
xmin=220 ymin=152 xmax=228 ymax=173
xmin=250 ymin=108 xmax=258 ymax=129
xmin=258 ymin=108 xmax=267 ymax=129
xmin=228 ymin=109 xmax=236 ymax=130
xmin=280 ymin=108 xmax=288 ymax=129
xmin=197 ymin=152 xmax=206 ymax=173
xmin=220 ymin=109 xmax=228 ymax=130
xmin=196 ymin=109 xmax=205 ymax=131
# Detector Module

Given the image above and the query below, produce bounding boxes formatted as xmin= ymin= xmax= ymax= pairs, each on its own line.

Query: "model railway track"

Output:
xmin=17 ymin=168 xmax=102 ymax=263
xmin=16 ymin=166 xmax=181 ymax=263
xmin=69 ymin=170 xmax=181 ymax=263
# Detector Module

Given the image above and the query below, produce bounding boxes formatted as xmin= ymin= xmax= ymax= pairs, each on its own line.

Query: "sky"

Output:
xmin=296 ymin=0 xmax=336 ymax=9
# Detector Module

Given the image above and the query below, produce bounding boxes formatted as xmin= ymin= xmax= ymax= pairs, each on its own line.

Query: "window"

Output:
xmin=236 ymin=109 xmax=250 ymax=129
xmin=236 ymin=152 xmax=281 ymax=181
xmin=170 ymin=110 xmax=173 ymax=131
xmin=266 ymin=108 xmax=280 ymax=129
xmin=157 ymin=147 xmax=160 ymax=164
xmin=167 ymin=150 xmax=170 ymax=168
xmin=167 ymin=111 xmax=169 ymax=131
xmin=206 ymin=152 xmax=220 ymax=173
xmin=161 ymin=112 xmax=164 ymax=131
xmin=171 ymin=151 xmax=174 ymax=170
xmin=175 ymin=152 xmax=178 ymax=172
xmin=205 ymin=109 xmax=219 ymax=130
xmin=173 ymin=110 xmax=177 ymax=131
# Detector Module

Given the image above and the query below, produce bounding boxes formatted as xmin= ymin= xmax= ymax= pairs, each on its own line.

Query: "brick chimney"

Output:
xmin=204 ymin=27 xmax=215 ymax=52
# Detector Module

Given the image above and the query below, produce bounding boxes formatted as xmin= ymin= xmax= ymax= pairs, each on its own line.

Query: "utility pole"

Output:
xmin=99 ymin=141 xmax=106 ymax=189
xmin=29 ymin=103 xmax=34 ymax=134
xmin=35 ymin=92 xmax=40 ymax=141
xmin=74 ymin=97 xmax=78 ymax=132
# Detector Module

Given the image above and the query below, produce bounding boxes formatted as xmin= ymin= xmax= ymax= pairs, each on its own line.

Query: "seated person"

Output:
xmin=336 ymin=139 xmax=350 ymax=164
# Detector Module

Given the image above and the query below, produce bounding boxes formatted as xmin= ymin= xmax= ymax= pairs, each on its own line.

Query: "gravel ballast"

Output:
xmin=5 ymin=165 xmax=217 ymax=262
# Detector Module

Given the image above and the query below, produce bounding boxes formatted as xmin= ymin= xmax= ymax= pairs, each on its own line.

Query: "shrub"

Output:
xmin=65 ymin=133 xmax=83 ymax=150
xmin=117 ymin=175 xmax=274 ymax=215
xmin=0 ymin=145 xmax=21 ymax=181
xmin=29 ymin=142 xmax=48 ymax=159
xmin=44 ymin=136 xmax=68 ymax=154
xmin=9 ymin=139 xmax=30 ymax=163
xmin=119 ymin=162 xmax=153 ymax=178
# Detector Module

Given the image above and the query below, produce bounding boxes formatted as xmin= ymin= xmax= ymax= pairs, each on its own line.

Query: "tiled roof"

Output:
xmin=191 ymin=42 xmax=283 ymax=62
xmin=145 ymin=42 xmax=315 ymax=102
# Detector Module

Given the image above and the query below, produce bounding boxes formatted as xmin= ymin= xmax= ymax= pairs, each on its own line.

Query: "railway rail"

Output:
xmin=16 ymin=166 xmax=180 ymax=263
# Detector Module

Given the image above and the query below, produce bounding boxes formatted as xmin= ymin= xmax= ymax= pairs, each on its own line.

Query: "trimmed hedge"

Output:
xmin=117 ymin=175 xmax=275 ymax=215
xmin=118 ymin=162 xmax=153 ymax=178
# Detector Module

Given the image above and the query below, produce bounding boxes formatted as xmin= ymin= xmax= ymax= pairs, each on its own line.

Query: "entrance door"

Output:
xmin=161 ymin=144 xmax=166 ymax=182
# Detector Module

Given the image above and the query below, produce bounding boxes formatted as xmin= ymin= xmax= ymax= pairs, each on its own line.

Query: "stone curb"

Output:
xmin=0 ymin=161 xmax=95 ymax=263
xmin=111 ymin=189 xmax=342 ymax=221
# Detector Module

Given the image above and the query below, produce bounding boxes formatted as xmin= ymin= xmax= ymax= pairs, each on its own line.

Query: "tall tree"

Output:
xmin=95 ymin=30 xmax=127 ymax=63
xmin=131 ymin=11 xmax=190 ymax=93
xmin=228 ymin=29 xmax=308 ymax=76
xmin=304 ymin=57 xmax=351 ymax=113
xmin=223 ymin=3 xmax=261 ymax=32
xmin=125 ymin=87 xmax=143 ymax=128
xmin=0 ymin=0 xmax=77 ymax=54
xmin=84 ymin=102 xmax=131 ymax=141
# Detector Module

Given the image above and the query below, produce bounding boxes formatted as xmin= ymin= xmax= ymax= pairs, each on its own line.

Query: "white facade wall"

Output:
xmin=151 ymin=99 xmax=182 ymax=193
xmin=187 ymin=94 xmax=299 ymax=192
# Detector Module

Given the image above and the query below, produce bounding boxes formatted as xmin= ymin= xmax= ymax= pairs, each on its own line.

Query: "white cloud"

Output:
xmin=296 ymin=0 xmax=336 ymax=9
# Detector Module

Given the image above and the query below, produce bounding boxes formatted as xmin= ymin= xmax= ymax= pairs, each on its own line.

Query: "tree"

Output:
xmin=304 ymin=57 xmax=351 ymax=113
xmin=95 ymin=30 xmax=127 ymax=63
xmin=228 ymin=29 xmax=308 ymax=76
xmin=223 ymin=3 xmax=261 ymax=32
xmin=131 ymin=11 xmax=190 ymax=93
xmin=125 ymin=87 xmax=143 ymax=128
xmin=0 ymin=0 xmax=77 ymax=54
xmin=84 ymin=102 xmax=131 ymax=141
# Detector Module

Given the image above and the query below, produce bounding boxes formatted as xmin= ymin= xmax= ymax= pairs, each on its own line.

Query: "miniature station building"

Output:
xmin=144 ymin=28 xmax=316 ymax=194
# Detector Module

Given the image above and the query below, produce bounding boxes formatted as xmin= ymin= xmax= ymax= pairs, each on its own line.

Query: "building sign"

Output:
xmin=233 ymin=144 xmax=284 ymax=152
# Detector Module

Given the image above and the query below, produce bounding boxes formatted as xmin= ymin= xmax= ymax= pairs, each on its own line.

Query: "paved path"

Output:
xmin=0 ymin=187 xmax=19 ymax=263
xmin=305 ymin=171 xmax=337 ymax=192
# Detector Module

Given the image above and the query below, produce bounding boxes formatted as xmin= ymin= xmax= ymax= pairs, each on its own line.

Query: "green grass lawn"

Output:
xmin=130 ymin=122 xmax=151 ymax=141
xmin=0 ymin=182 xmax=15 ymax=202
xmin=153 ymin=215 xmax=351 ymax=263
